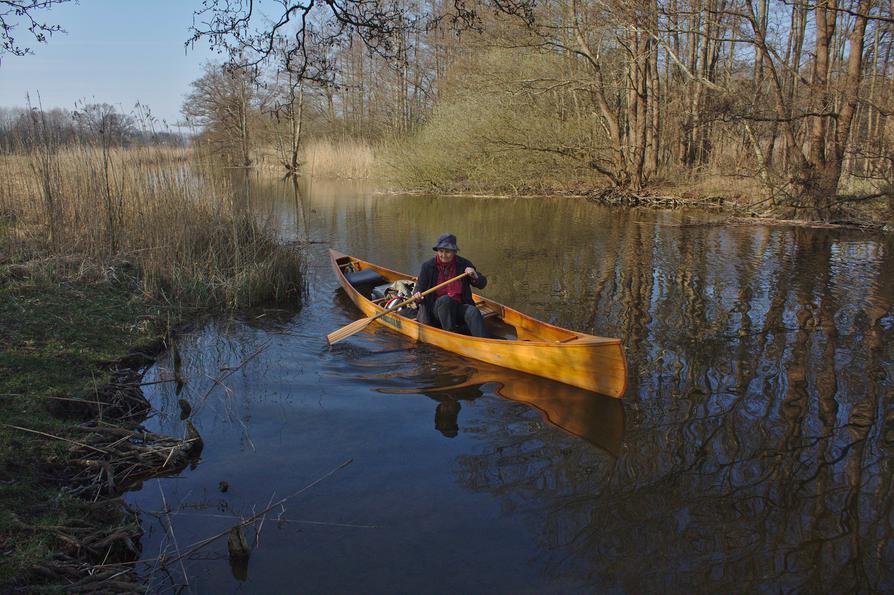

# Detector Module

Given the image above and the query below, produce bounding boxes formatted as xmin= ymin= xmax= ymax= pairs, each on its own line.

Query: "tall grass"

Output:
xmin=301 ymin=137 xmax=376 ymax=179
xmin=0 ymin=135 xmax=302 ymax=310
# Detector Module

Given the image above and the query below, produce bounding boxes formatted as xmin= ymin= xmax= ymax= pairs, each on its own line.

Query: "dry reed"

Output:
xmin=301 ymin=137 xmax=376 ymax=179
xmin=0 ymin=136 xmax=302 ymax=310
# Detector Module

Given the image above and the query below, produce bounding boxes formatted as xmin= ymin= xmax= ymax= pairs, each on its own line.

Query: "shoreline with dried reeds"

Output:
xmin=0 ymin=134 xmax=304 ymax=590
xmin=252 ymin=136 xmax=376 ymax=180
xmin=241 ymin=134 xmax=892 ymax=230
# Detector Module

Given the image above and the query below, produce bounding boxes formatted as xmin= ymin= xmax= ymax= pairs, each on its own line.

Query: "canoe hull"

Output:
xmin=330 ymin=250 xmax=628 ymax=398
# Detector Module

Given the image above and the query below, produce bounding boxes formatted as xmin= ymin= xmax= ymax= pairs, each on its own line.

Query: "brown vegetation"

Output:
xmin=1 ymin=138 xmax=302 ymax=309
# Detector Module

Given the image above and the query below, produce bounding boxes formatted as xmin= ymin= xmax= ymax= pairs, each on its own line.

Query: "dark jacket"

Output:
xmin=416 ymin=255 xmax=487 ymax=316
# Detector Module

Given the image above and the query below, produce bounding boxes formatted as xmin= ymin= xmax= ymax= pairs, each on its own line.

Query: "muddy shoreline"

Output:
xmin=3 ymin=339 xmax=203 ymax=593
xmin=372 ymin=186 xmax=893 ymax=232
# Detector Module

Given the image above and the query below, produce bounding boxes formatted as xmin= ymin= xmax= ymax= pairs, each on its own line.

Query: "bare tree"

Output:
xmin=273 ymin=66 xmax=306 ymax=175
xmin=72 ymin=103 xmax=137 ymax=146
xmin=0 ymin=0 xmax=72 ymax=64
xmin=736 ymin=0 xmax=881 ymax=219
xmin=183 ymin=63 xmax=267 ymax=167
xmin=188 ymin=0 xmax=415 ymax=73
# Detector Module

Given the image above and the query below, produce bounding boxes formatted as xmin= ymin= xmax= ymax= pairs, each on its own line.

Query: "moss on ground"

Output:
xmin=0 ymin=269 xmax=168 ymax=587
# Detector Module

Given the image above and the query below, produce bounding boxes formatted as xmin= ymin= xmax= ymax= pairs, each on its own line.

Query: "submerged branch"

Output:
xmin=160 ymin=458 xmax=354 ymax=567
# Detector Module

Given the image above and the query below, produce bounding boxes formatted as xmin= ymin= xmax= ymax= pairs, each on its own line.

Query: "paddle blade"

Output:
xmin=327 ymin=316 xmax=373 ymax=345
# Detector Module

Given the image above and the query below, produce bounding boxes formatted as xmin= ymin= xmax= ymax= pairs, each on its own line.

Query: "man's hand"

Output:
xmin=465 ymin=267 xmax=478 ymax=282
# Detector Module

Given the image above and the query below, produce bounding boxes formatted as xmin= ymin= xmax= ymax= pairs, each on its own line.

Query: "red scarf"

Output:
xmin=435 ymin=258 xmax=462 ymax=303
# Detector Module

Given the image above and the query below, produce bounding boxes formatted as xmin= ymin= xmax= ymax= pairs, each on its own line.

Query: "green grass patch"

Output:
xmin=0 ymin=269 xmax=167 ymax=586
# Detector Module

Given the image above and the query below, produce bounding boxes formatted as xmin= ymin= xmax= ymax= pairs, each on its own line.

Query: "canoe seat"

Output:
xmin=345 ymin=268 xmax=386 ymax=287
xmin=476 ymin=303 xmax=499 ymax=319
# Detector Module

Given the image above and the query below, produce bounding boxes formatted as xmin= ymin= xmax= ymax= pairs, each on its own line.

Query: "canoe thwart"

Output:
xmin=476 ymin=303 xmax=500 ymax=319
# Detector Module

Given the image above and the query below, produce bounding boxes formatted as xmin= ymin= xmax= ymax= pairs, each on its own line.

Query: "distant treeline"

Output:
xmin=0 ymin=104 xmax=185 ymax=151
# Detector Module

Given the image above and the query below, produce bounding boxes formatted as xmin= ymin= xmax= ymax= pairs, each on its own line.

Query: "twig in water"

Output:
xmin=216 ymin=341 xmax=271 ymax=374
xmin=191 ymin=341 xmax=272 ymax=415
xmin=151 ymin=511 xmax=378 ymax=529
xmin=139 ymin=379 xmax=178 ymax=386
xmin=254 ymin=491 xmax=277 ymax=547
xmin=157 ymin=480 xmax=190 ymax=589
xmin=160 ymin=459 xmax=353 ymax=567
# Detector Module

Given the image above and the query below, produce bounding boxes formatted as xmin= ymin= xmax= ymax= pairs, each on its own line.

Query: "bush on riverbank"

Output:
xmin=376 ymin=48 xmax=748 ymax=201
xmin=381 ymin=50 xmax=607 ymax=194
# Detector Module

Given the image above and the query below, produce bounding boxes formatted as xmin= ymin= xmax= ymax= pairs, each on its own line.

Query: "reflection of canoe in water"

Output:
xmin=371 ymin=359 xmax=625 ymax=456
xmin=487 ymin=370 xmax=625 ymax=456
xmin=331 ymin=249 xmax=628 ymax=398
xmin=412 ymin=364 xmax=625 ymax=456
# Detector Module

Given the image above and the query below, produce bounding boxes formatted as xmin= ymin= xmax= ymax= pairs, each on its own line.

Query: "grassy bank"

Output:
xmin=0 ymin=141 xmax=303 ymax=590
xmin=0 ymin=263 xmax=169 ymax=588
xmin=243 ymin=128 xmax=791 ymax=221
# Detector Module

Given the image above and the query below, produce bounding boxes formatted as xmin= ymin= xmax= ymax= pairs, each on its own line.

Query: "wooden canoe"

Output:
xmin=330 ymin=249 xmax=628 ymax=398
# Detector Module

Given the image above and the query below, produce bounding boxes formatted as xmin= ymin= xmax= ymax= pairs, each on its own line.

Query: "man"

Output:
xmin=413 ymin=233 xmax=489 ymax=337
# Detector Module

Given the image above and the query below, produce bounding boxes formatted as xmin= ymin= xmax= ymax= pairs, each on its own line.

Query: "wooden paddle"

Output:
xmin=327 ymin=271 xmax=469 ymax=345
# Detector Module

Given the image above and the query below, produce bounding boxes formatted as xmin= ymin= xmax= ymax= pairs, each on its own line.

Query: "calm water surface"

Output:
xmin=129 ymin=177 xmax=894 ymax=593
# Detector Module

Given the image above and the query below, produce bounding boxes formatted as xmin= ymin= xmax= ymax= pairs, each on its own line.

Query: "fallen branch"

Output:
xmin=158 ymin=458 xmax=353 ymax=568
xmin=157 ymin=480 xmax=190 ymax=589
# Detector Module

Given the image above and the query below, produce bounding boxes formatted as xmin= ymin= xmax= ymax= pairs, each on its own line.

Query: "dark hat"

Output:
xmin=432 ymin=233 xmax=458 ymax=251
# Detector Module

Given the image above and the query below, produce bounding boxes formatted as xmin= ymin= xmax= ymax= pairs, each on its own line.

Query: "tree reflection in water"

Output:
xmin=436 ymin=228 xmax=894 ymax=593
xmin=333 ymin=220 xmax=892 ymax=591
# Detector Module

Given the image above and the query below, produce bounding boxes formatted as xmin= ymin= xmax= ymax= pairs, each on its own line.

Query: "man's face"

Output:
xmin=437 ymin=248 xmax=456 ymax=263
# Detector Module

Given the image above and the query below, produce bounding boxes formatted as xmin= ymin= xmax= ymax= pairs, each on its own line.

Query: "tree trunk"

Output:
xmin=289 ymin=80 xmax=305 ymax=175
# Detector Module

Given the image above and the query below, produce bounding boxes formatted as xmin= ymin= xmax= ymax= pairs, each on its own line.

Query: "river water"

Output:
xmin=129 ymin=177 xmax=894 ymax=593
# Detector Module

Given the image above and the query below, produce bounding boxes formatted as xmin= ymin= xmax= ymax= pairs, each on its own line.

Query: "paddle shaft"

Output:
xmin=326 ymin=271 xmax=469 ymax=344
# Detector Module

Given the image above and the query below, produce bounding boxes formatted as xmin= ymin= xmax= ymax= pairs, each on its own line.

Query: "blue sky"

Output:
xmin=0 ymin=0 xmax=220 ymax=129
